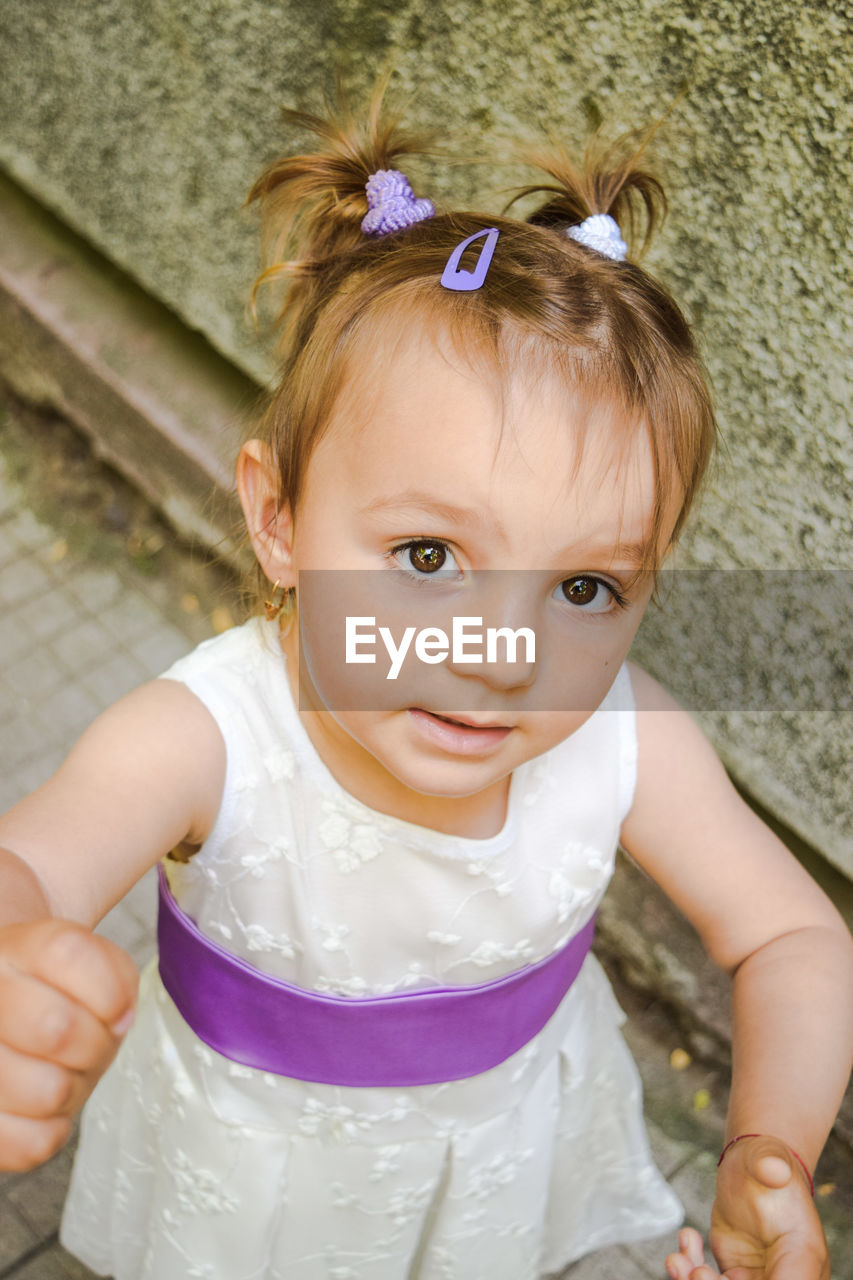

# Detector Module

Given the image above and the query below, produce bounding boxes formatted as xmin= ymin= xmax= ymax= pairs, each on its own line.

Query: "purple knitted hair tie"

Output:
xmin=361 ymin=169 xmax=435 ymax=236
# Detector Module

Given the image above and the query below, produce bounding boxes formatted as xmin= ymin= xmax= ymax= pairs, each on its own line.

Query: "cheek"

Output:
xmin=295 ymin=574 xmax=422 ymax=715
xmin=523 ymin=608 xmax=644 ymax=714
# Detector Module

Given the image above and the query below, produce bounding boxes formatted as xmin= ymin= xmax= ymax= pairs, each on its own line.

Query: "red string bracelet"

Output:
xmin=717 ymin=1133 xmax=815 ymax=1197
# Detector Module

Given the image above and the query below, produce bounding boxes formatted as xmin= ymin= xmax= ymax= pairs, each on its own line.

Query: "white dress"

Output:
xmin=61 ymin=616 xmax=682 ymax=1279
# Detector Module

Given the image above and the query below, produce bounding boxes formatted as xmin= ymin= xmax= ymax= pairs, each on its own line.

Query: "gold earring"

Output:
xmin=264 ymin=580 xmax=286 ymax=621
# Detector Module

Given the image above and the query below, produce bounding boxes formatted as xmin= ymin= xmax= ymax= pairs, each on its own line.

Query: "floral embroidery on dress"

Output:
xmin=240 ymin=836 xmax=289 ymax=877
xmin=368 ymin=1145 xmax=403 ymax=1181
xmin=548 ymin=842 xmax=612 ymax=925
xmin=263 ymin=744 xmax=296 ymax=781
xmin=466 ymin=938 xmax=535 ymax=967
xmin=168 ymin=1149 xmax=240 ymax=1217
xmin=242 ymin=920 xmax=300 ymax=958
xmin=312 ymin=917 xmax=351 ymax=953
xmin=465 ymin=1148 xmax=535 ymax=1199
xmin=318 ymin=801 xmax=386 ymax=873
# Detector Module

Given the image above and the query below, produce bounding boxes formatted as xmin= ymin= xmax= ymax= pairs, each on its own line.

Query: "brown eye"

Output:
xmin=409 ymin=543 xmax=447 ymax=573
xmin=561 ymin=576 xmax=600 ymax=606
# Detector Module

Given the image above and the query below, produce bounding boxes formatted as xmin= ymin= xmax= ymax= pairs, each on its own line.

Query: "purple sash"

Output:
xmin=157 ymin=865 xmax=594 ymax=1087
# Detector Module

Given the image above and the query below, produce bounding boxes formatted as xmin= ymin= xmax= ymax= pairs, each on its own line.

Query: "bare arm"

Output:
xmin=0 ymin=677 xmax=225 ymax=1170
xmin=622 ymin=665 xmax=852 ymax=1278
xmin=621 ymin=665 xmax=853 ymax=1168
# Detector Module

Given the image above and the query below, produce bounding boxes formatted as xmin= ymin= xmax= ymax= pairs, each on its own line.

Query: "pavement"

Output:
xmin=0 ymin=392 xmax=849 ymax=1279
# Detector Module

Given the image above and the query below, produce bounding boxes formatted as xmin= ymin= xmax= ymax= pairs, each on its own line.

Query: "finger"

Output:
xmin=0 ymin=1040 xmax=89 ymax=1120
xmin=679 ymin=1227 xmax=706 ymax=1266
xmin=0 ymin=1110 xmax=72 ymax=1172
xmin=0 ymin=962 xmax=118 ymax=1072
xmin=3 ymin=921 xmax=138 ymax=1028
xmin=665 ymin=1252 xmax=694 ymax=1280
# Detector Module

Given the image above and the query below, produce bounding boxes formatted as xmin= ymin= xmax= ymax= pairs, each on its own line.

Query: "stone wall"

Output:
xmin=0 ymin=0 xmax=849 ymax=872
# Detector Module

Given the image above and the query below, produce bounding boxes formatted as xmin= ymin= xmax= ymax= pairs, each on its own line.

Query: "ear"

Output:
xmin=236 ymin=439 xmax=294 ymax=586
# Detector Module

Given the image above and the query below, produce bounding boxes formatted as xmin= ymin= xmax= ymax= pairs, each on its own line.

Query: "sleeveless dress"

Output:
xmin=60 ymin=616 xmax=682 ymax=1279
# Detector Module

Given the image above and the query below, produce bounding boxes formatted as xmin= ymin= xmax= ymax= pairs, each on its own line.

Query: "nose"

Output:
xmin=445 ymin=574 xmax=540 ymax=692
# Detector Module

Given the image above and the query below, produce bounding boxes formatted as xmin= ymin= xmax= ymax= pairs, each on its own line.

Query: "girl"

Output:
xmin=0 ymin=90 xmax=850 ymax=1280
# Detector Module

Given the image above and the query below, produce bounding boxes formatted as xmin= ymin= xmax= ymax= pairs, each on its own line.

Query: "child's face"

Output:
xmin=278 ymin=330 xmax=674 ymax=804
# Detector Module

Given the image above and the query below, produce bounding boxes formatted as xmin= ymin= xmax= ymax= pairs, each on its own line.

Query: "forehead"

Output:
xmin=309 ymin=324 xmax=661 ymax=558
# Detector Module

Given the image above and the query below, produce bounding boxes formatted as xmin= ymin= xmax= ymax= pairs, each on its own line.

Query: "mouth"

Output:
xmin=407 ymin=708 xmax=514 ymax=755
xmin=423 ymin=711 xmax=513 ymax=730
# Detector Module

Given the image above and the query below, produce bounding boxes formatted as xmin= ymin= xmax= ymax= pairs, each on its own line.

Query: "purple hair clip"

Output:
xmin=361 ymin=169 xmax=435 ymax=236
xmin=440 ymin=227 xmax=501 ymax=292
xmin=566 ymin=213 xmax=628 ymax=262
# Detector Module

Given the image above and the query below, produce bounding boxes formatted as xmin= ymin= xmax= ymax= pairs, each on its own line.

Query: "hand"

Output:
xmin=0 ymin=918 xmax=138 ymax=1171
xmin=664 ymin=1136 xmax=830 ymax=1279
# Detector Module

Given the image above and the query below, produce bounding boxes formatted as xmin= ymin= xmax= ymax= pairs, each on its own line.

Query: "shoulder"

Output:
xmin=624 ymin=659 xmax=723 ymax=770
xmin=61 ymin=677 xmax=227 ymax=844
xmin=159 ymin=615 xmax=273 ymax=688
xmin=158 ymin=616 xmax=287 ymax=735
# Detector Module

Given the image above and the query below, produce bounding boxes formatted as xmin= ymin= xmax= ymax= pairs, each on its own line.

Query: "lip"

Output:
xmin=407 ymin=708 xmax=513 ymax=755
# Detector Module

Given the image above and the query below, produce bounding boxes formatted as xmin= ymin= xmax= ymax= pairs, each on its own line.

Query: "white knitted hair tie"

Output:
xmin=566 ymin=213 xmax=628 ymax=262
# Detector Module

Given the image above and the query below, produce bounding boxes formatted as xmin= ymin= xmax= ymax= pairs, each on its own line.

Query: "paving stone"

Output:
xmin=79 ymin=650 xmax=152 ymax=706
xmin=8 ymin=507 xmax=56 ymax=553
xmin=0 ymin=1195 xmax=39 ymax=1268
xmin=0 ymin=709 xmax=57 ymax=770
xmin=36 ymin=683 xmax=102 ymax=738
xmin=52 ymin=1246 xmax=104 ymax=1279
xmin=27 ymin=586 xmax=90 ymax=642
xmin=99 ymin=592 xmax=172 ymax=645
xmin=644 ymin=1117 xmax=697 ymax=1182
xmin=7 ymin=1146 xmax=76 ymax=1237
xmin=11 ymin=747 xmax=68 ymax=798
xmin=0 ymin=522 xmax=19 ymax=566
xmin=128 ymin=625 xmax=192 ymax=674
xmin=0 ymin=774 xmax=26 ymax=812
xmin=625 ymin=1228 xmax=687 ymax=1275
xmin=0 ymin=609 xmax=40 ymax=664
xmin=120 ymin=866 xmax=159 ymax=930
xmin=666 ymin=1149 xmax=717 ymax=1235
xmin=48 ymin=619 xmax=121 ymax=675
xmin=0 ymin=471 xmax=16 ymax=518
xmin=97 ymin=870 xmax=158 ymax=967
xmin=557 ymin=1243 xmax=645 ymax=1277
xmin=4 ymin=1241 xmax=96 ymax=1280
xmin=64 ymin=564 xmax=125 ymax=613
xmin=0 ymin=555 xmax=53 ymax=607
xmin=5 ymin=646 xmax=69 ymax=702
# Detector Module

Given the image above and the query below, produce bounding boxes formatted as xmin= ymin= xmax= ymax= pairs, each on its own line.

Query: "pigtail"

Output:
xmin=247 ymin=75 xmax=435 ymax=356
xmin=507 ymin=122 xmax=669 ymax=259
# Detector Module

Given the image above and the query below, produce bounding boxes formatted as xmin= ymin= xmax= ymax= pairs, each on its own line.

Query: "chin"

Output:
xmin=377 ymin=749 xmax=513 ymax=799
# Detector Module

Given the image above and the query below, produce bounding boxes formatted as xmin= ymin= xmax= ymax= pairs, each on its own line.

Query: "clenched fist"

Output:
xmin=0 ymin=918 xmax=138 ymax=1171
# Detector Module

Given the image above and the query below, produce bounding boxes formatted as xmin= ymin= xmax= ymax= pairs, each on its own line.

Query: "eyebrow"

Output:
xmin=361 ymin=491 xmax=652 ymax=569
xmin=362 ymin=492 xmax=495 ymax=533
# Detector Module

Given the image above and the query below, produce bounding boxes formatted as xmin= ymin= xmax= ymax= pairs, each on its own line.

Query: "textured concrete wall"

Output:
xmin=0 ymin=1 xmax=850 ymax=871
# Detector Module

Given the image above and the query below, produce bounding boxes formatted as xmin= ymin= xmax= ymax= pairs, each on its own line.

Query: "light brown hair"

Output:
xmin=248 ymin=84 xmax=716 ymax=562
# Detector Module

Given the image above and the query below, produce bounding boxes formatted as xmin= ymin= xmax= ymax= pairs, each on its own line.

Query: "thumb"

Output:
xmin=740 ymin=1136 xmax=812 ymax=1196
xmin=754 ymin=1154 xmax=794 ymax=1189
